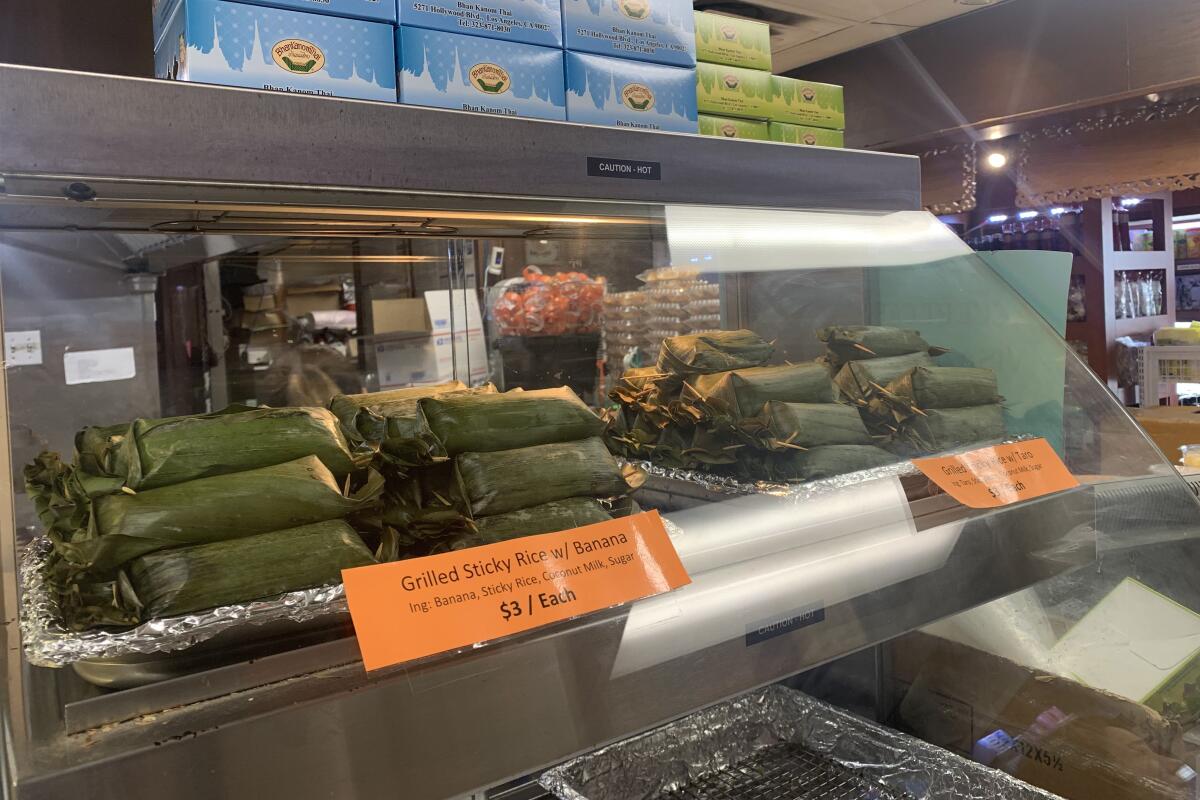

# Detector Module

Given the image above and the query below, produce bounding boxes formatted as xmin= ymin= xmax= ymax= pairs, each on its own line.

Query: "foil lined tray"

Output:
xmin=634 ymin=459 xmax=923 ymax=504
xmin=539 ymin=685 xmax=1061 ymax=800
xmin=19 ymin=537 xmax=352 ymax=668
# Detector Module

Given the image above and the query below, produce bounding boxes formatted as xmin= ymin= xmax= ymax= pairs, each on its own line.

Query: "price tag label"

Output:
xmin=342 ymin=511 xmax=690 ymax=671
xmin=912 ymin=438 xmax=1079 ymax=509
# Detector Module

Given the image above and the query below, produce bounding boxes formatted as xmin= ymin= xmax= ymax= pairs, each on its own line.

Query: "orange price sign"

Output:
xmin=342 ymin=510 xmax=690 ymax=671
xmin=912 ymin=438 xmax=1079 ymax=509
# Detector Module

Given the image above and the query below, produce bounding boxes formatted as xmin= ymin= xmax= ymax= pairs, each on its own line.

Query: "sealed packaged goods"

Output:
xmin=685 ymin=363 xmax=837 ymax=420
xmin=56 ymin=456 xmax=383 ymax=576
xmin=695 ymin=62 xmax=771 ymax=120
xmin=657 ymin=329 xmax=773 ymax=374
xmin=698 ymin=114 xmax=769 ymax=140
xmin=693 ymin=11 xmax=770 ymax=71
xmin=493 ymin=267 xmax=605 ymax=336
xmin=457 ymin=437 xmax=629 ymax=516
xmin=100 ymin=407 xmax=363 ymax=490
xmin=562 ymin=0 xmax=696 ymax=67
xmin=398 ymin=28 xmax=566 ymax=121
xmin=769 ymin=122 xmax=844 ymax=148
xmin=154 ymin=0 xmax=397 ymax=102
xmin=768 ymin=76 xmax=844 ymax=130
xmin=397 ymin=0 xmax=562 ymax=47
xmin=128 ymin=520 xmax=376 ymax=618
xmin=465 ymin=497 xmax=614 ymax=545
xmin=565 ymin=52 xmax=698 ymax=133
xmin=422 ymin=387 xmax=604 ymax=455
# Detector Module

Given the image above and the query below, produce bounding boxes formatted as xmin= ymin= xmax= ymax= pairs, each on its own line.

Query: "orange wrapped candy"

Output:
xmin=494 ymin=266 xmax=606 ymax=336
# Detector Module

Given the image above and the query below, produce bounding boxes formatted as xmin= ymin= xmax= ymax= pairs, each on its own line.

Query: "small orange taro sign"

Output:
xmin=912 ymin=438 xmax=1079 ymax=509
xmin=342 ymin=510 xmax=690 ymax=671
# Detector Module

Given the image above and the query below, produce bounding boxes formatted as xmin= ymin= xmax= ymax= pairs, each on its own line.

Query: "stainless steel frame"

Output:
xmin=0 ymin=65 xmax=1095 ymax=800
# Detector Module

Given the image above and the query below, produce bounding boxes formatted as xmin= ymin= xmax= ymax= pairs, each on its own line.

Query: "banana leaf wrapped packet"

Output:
xmin=330 ymin=382 xmax=486 ymax=467
xmin=422 ymin=387 xmax=603 ymax=456
xmin=457 ymin=437 xmax=630 ymax=517
xmin=453 ymin=497 xmax=613 ymax=549
xmin=103 ymin=407 xmax=367 ymax=491
xmin=818 ymin=325 xmax=944 ymax=368
xmin=657 ymin=330 xmax=774 ymax=376
xmin=749 ymin=402 xmax=873 ymax=450
xmin=684 ymin=426 xmax=743 ymax=467
xmin=684 ymin=363 xmax=837 ymax=421
xmin=868 ymin=366 xmax=1001 ymax=422
xmin=834 ymin=351 xmax=936 ymax=404
xmin=772 ymin=445 xmax=899 ymax=481
xmin=127 ymin=520 xmax=376 ymax=619
xmin=901 ymin=405 xmax=1006 ymax=453
xmin=56 ymin=455 xmax=383 ymax=575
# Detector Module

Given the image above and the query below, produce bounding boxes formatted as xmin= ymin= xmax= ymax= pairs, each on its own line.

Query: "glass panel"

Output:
xmin=6 ymin=195 xmax=1200 ymax=799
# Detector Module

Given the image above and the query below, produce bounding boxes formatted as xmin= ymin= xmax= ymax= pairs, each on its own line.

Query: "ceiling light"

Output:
xmin=1050 ymin=207 xmax=1067 ymax=215
xmin=1146 ymin=92 xmax=1161 ymax=103
xmin=985 ymin=151 xmax=1008 ymax=170
xmin=1018 ymin=210 xmax=1038 ymax=219
xmin=988 ymin=214 xmax=1009 ymax=223
xmin=1120 ymin=197 xmax=1143 ymax=207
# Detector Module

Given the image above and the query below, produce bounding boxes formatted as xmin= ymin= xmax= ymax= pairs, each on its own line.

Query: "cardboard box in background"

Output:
xmin=374 ymin=291 xmax=487 ymax=388
xmin=693 ymin=11 xmax=771 ymax=71
xmin=699 ymin=114 xmax=768 ymax=140
xmin=286 ymin=283 xmax=343 ymax=317
xmin=1132 ymin=405 xmax=1200 ymax=462
xmin=891 ymin=632 xmax=1196 ymax=800
xmin=372 ymin=298 xmax=431 ymax=335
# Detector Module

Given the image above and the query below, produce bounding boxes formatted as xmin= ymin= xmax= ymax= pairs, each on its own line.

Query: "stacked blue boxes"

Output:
xmin=151 ymin=0 xmax=698 ymax=132
xmin=153 ymin=0 xmax=397 ymax=101
xmin=562 ymin=0 xmax=697 ymax=133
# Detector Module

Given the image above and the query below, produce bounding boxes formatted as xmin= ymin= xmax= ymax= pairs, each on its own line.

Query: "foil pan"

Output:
xmin=540 ymin=685 xmax=1061 ymax=800
xmin=630 ymin=434 xmax=1038 ymax=505
xmin=19 ymin=537 xmax=351 ymax=668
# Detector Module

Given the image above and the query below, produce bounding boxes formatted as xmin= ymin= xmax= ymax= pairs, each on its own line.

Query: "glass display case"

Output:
xmin=3 ymin=65 xmax=1200 ymax=800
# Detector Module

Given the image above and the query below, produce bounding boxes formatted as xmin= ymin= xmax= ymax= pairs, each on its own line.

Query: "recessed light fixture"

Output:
xmin=988 ymin=214 xmax=1009 ymax=223
xmin=1018 ymin=210 xmax=1038 ymax=219
xmin=985 ymin=151 xmax=1008 ymax=170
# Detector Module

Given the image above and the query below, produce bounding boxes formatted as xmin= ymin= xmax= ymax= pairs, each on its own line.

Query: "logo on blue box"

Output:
xmin=399 ymin=27 xmax=566 ymax=121
xmin=565 ymin=51 xmax=696 ymax=133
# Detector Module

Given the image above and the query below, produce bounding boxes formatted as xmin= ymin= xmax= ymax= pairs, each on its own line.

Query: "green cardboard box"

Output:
xmin=694 ymin=11 xmax=771 ymax=71
xmin=768 ymin=75 xmax=844 ymax=129
xmin=700 ymin=114 xmax=769 ymax=140
xmin=696 ymin=62 xmax=771 ymax=120
xmin=768 ymin=122 xmax=843 ymax=147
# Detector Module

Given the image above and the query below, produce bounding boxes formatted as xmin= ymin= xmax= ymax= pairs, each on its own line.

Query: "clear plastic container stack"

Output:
xmin=639 ymin=267 xmax=720 ymax=356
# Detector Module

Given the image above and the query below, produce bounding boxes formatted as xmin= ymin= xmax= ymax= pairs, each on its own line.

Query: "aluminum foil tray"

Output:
xmin=19 ymin=536 xmax=352 ymax=668
xmin=655 ymin=743 xmax=910 ymax=800
xmin=539 ymin=685 xmax=1061 ymax=800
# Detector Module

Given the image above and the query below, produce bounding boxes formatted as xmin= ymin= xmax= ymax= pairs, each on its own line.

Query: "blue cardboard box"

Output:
xmin=154 ymin=0 xmax=396 ymax=48
xmin=155 ymin=0 xmax=397 ymax=102
xmin=399 ymin=27 xmax=566 ymax=120
xmin=562 ymin=0 xmax=695 ymax=67
xmin=398 ymin=0 xmax=562 ymax=48
xmin=565 ymin=51 xmax=696 ymax=132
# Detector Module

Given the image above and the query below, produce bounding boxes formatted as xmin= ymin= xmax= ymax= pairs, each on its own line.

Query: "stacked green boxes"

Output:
xmin=693 ymin=10 xmax=844 ymax=147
